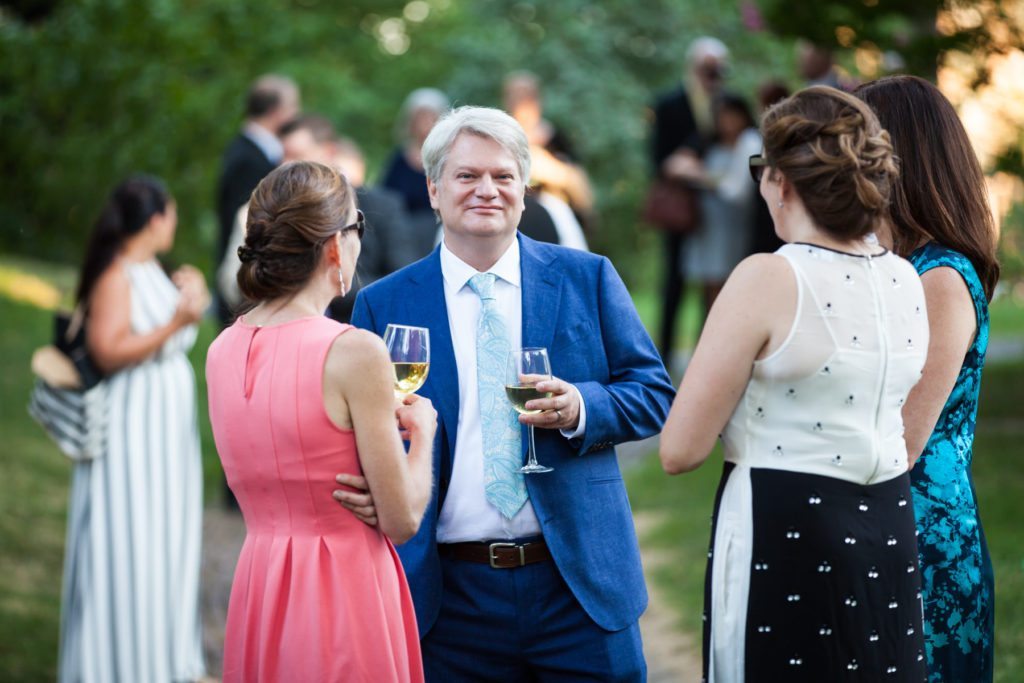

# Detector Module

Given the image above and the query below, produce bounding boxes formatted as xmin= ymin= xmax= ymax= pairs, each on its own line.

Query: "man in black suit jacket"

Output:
xmin=215 ymin=74 xmax=300 ymax=323
xmin=650 ymin=37 xmax=728 ymax=367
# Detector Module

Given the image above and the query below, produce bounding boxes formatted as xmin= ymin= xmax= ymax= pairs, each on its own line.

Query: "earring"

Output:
xmin=777 ymin=200 xmax=784 ymax=208
xmin=338 ymin=268 xmax=347 ymax=298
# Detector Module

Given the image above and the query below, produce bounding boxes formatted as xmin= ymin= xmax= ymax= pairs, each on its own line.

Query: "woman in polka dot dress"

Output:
xmin=660 ymin=86 xmax=929 ymax=682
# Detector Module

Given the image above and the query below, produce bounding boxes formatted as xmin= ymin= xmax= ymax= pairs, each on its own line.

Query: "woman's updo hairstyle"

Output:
xmin=237 ymin=161 xmax=354 ymax=302
xmin=761 ymin=85 xmax=897 ymax=240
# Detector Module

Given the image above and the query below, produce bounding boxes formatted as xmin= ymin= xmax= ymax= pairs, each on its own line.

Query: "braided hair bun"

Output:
xmin=236 ymin=161 xmax=354 ymax=302
xmin=761 ymin=86 xmax=897 ymax=240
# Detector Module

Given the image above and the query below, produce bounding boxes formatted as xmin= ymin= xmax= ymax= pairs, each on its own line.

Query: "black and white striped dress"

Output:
xmin=59 ymin=259 xmax=205 ymax=683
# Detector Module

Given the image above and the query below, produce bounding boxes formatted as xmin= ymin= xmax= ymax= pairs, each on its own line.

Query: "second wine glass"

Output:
xmin=383 ymin=324 xmax=430 ymax=396
xmin=505 ymin=347 xmax=554 ymax=474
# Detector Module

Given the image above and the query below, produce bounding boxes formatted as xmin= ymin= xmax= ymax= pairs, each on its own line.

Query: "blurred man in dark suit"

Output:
xmin=215 ymin=74 xmax=300 ymax=324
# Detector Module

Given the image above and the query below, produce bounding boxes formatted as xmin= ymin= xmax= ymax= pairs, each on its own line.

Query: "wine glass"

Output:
xmin=505 ymin=347 xmax=554 ymax=474
xmin=383 ymin=324 xmax=430 ymax=396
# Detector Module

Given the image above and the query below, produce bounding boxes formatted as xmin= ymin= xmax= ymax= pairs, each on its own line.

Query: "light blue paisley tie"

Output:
xmin=468 ymin=273 xmax=527 ymax=519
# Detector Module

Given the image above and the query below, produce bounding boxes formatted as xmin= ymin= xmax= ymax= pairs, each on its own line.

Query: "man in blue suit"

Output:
xmin=345 ymin=106 xmax=674 ymax=681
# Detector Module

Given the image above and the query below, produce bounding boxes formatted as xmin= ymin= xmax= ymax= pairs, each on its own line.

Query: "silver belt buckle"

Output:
xmin=488 ymin=542 xmax=525 ymax=568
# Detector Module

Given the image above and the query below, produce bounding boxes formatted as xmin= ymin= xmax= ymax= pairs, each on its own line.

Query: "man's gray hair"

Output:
xmin=686 ymin=36 xmax=729 ymax=65
xmin=395 ymin=87 xmax=450 ymax=143
xmin=421 ymin=106 xmax=531 ymax=186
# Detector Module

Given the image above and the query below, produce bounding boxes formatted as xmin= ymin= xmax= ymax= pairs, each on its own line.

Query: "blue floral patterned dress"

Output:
xmin=908 ymin=243 xmax=994 ymax=683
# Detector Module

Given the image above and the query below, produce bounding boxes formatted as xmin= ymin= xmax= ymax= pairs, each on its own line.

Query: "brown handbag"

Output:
xmin=641 ymin=178 xmax=700 ymax=235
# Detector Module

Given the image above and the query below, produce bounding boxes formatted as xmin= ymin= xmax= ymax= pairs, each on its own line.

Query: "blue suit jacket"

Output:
xmin=351 ymin=235 xmax=675 ymax=635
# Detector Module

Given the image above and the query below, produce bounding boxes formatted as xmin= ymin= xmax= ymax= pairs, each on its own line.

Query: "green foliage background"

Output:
xmin=0 ymin=0 xmax=797 ymax=288
xmin=1 ymin=0 xmax=1020 ymax=286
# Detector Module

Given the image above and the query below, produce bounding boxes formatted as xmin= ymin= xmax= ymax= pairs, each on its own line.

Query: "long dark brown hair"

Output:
xmin=855 ymin=75 xmax=999 ymax=300
xmin=76 ymin=175 xmax=171 ymax=305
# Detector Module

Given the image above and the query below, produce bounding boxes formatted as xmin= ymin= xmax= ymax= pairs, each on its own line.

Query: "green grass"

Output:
xmin=626 ymin=362 xmax=1024 ymax=682
xmin=990 ymin=294 xmax=1024 ymax=338
xmin=0 ymin=295 xmax=72 ymax=681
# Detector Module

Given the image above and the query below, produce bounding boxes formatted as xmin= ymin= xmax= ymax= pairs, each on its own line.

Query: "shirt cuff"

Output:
xmin=559 ymin=385 xmax=587 ymax=440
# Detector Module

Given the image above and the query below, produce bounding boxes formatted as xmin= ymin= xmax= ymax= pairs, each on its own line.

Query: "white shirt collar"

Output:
xmin=440 ymin=237 xmax=521 ymax=292
xmin=243 ymin=121 xmax=284 ymax=165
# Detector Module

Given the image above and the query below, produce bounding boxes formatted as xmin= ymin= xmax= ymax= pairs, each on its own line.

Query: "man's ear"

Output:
xmin=427 ymin=178 xmax=439 ymax=210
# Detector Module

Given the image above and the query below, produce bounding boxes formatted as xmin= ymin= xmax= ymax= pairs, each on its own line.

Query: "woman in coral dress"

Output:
xmin=206 ymin=161 xmax=435 ymax=682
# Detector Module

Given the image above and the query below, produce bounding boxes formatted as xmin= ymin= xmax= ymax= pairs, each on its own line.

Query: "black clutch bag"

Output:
xmin=53 ymin=308 xmax=105 ymax=390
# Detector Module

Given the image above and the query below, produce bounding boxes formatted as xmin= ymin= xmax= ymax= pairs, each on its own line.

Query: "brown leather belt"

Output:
xmin=438 ymin=539 xmax=551 ymax=569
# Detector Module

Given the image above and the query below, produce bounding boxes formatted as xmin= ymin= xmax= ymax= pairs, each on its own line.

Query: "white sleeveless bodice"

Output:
xmin=721 ymin=242 xmax=929 ymax=484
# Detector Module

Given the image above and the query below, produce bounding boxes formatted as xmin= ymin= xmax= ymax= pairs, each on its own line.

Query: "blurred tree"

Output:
xmin=0 ymin=0 xmax=413 ymax=271
xmin=0 ymin=0 xmax=796 ymax=286
xmin=757 ymin=0 xmax=1022 ymax=78
xmin=758 ymin=0 xmax=1024 ymax=283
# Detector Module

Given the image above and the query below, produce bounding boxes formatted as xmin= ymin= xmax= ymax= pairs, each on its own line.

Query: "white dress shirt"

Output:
xmin=436 ymin=238 xmax=586 ymax=542
xmin=243 ymin=121 xmax=284 ymax=165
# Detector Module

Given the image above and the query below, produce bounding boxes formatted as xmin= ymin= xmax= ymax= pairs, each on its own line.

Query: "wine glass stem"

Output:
xmin=526 ymin=425 xmax=539 ymax=467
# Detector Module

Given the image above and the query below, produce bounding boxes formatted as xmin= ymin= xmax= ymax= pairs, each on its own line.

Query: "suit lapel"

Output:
xmin=407 ymin=251 xmax=460 ymax=460
xmin=520 ymin=235 xmax=562 ymax=354
xmin=519 ymin=236 xmax=563 ymax=462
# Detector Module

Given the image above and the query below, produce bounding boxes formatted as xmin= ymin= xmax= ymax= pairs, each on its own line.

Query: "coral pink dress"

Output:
xmin=206 ymin=316 xmax=423 ymax=683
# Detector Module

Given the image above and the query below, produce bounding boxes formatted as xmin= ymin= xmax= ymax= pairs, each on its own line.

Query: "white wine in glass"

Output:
xmin=505 ymin=385 xmax=554 ymax=415
xmin=506 ymin=347 xmax=554 ymax=473
xmin=383 ymin=324 xmax=430 ymax=395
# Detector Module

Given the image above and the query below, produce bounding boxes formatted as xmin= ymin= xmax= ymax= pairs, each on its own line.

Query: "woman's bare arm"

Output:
xmin=902 ymin=267 xmax=977 ymax=466
xmin=328 ymin=330 xmax=434 ymax=543
xmin=660 ymin=254 xmax=796 ymax=474
xmin=86 ymin=262 xmax=202 ymax=374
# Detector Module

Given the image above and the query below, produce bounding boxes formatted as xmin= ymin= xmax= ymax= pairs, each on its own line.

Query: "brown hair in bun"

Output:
xmin=761 ymin=85 xmax=897 ymax=240
xmin=237 ymin=160 xmax=354 ymax=303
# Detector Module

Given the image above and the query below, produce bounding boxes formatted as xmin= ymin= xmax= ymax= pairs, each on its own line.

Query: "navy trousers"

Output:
xmin=421 ymin=552 xmax=645 ymax=682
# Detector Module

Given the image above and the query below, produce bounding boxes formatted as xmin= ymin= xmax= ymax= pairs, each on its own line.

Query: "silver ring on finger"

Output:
xmin=555 ymin=409 xmax=562 ymax=420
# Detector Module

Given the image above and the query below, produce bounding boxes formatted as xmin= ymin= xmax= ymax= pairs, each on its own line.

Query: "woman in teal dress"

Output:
xmin=857 ymin=76 xmax=1000 ymax=682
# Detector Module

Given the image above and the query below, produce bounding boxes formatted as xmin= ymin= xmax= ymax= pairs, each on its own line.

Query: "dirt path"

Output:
xmin=635 ymin=510 xmax=703 ymax=682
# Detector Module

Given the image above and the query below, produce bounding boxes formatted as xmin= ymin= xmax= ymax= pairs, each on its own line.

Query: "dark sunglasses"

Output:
xmin=341 ymin=210 xmax=365 ymax=240
xmin=749 ymin=154 xmax=768 ymax=183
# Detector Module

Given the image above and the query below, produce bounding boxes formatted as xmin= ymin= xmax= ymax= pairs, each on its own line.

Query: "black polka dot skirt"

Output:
xmin=702 ymin=464 xmax=926 ymax=682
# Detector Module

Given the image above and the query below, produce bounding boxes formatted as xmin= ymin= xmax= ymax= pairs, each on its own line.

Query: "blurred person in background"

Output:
xmin=503 ymin=71 xmax=596 ymax=235
xmin=60 ymin=176 xmax=208 ymax=683
xmin=748 ymin=81 xmax=791 ymax=255
xmin=797 ymin=40 xmax=855 ymax=91
xmin=857 ymin=74 xmax=1000 ymax=683
xmin=207 ymin=161 xmax=434 ymax=682
xmin=650 ymin=36 xmax=729 ymax=367
xmin=382 ymin=88 xmax=450 ymax=259
xmin=218 ymin=115 xmax=420 ymax=323
xmin=215 ymin=74 xmax=300 ymax=324
xmin=329 ymin=135 xmax=420 ymax=322
xmin=665 ymin=93 xmax=762 ymax=326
